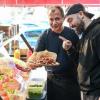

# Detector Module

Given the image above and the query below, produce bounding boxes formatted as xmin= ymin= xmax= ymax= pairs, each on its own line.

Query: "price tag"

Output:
xmin=15 ymin=73 xmax=26 ymax=92
xmin=0 ymin=34 xmax=3 ymax=47
xmin=15 ymin=73 xmax=24 ymax=83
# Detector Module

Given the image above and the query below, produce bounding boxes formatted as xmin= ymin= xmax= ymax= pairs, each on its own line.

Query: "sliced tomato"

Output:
xmin=2 ymin=95 xmax=9 ymax=100
xmin=3 ymin=76 xmax=9 ymax=83
xmin=0 ymin=91 xmax=7 ymax=97
xmin=0 ymin=83 xmax=3 ymax=90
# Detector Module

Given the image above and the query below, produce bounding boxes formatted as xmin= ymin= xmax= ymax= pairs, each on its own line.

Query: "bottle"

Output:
xmin=14 ymin=49 xmax=20 ymax=59
xmin=27 ymin=49 xmax=33 ymax=59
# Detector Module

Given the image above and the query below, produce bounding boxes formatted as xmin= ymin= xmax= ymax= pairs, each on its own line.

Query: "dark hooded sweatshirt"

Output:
xmin=78 ymin=17 xmax=100 ymax=95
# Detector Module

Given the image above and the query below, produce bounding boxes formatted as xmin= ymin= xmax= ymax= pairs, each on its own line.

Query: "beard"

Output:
xmin=76 ymin=20 xmax=85 ymax=35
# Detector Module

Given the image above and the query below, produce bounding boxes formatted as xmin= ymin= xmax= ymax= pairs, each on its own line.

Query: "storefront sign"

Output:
xmin=0 ymin=0 xmax=99 ymax=6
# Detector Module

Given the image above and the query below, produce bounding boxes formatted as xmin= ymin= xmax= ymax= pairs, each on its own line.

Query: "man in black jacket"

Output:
xmin=34 ymin=6 xmax=81 ymax=100
xmin=65 ymin=3 xmax=100 ymax=100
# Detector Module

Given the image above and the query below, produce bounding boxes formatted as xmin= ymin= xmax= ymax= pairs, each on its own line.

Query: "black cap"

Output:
xmin=65 ymin=3 xmax=94 ymax=19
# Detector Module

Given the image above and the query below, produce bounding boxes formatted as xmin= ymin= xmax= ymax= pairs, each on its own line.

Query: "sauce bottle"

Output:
xmin=14 ymin=49 xmax=20 ymax=59
xmin=27 ymin=49 xmax=33 ymax=59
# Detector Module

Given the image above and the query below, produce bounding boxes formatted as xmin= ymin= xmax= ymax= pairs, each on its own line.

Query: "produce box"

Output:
xmin=0 ymin=57 xmax=28 ymax=100
xmin=26 ymin=79 xmax=45 ymax=100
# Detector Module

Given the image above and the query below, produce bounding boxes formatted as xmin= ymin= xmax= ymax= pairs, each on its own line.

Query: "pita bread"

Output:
xmin=27 ymin=50 xmax=57 ymax=68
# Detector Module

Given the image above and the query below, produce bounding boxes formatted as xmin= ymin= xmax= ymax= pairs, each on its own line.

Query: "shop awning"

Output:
xmin=0 ymin=0 xmax=100 ymax=6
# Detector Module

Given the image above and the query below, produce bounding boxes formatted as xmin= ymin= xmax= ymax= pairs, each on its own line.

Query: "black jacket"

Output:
xmin=78 ymin=17 xmax=100 ymax=95
xmin=36 ymin=26 xmax=79 ymax=81
xmin=35 ymin=27 xmax=81 ymax=100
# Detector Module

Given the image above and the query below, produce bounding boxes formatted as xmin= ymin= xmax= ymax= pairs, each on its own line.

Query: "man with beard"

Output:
xmin=34 ymin=6 xmax=81 ymax=100
xmin=65 ymin=3 xmax=100 ymax=100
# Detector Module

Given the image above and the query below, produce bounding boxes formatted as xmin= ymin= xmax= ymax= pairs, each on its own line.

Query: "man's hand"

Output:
xmin=59 ymin=36 xmax=72 ymax=51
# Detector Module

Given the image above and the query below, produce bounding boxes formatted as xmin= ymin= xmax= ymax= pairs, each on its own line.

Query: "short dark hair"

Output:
xmin=48 ymin=6 xmax=64 ymax=18
xmin=65 ymin=3 xmax=94 ymax=19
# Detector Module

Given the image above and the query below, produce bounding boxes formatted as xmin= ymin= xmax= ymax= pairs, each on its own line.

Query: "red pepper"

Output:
xmin=15 ymin=64 xmax=31 ymax=72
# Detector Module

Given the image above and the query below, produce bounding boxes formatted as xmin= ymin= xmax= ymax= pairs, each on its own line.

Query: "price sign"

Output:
xmin=0 ymin=33 xmax=3 ymax=47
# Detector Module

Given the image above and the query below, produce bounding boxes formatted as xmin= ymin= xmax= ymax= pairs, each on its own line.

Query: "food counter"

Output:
xmin=0 ymin=31 xmax=58 ymax=100
xmin=0 ymin=56 xmax=47 ymax=100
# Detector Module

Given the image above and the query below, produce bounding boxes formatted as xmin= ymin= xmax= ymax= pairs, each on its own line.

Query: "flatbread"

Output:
xmin=27 ymin=50 xmax=59 ymax=68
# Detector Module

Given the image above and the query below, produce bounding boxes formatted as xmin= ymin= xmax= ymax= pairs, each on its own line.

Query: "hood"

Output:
xmin=85 ymin=17 xmax=100 ymax=34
